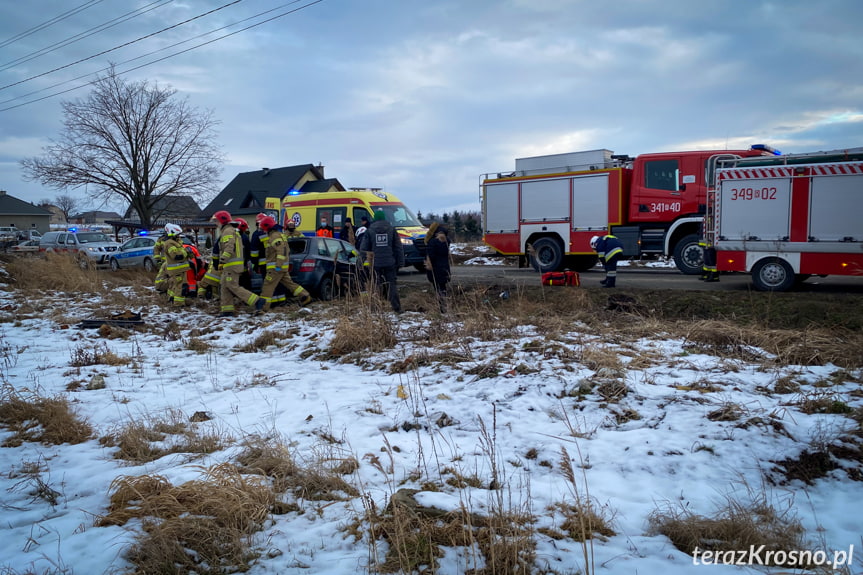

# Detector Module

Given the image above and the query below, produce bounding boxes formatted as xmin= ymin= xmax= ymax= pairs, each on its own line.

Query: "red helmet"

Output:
xmin=255 ymin=212 xmax=268 ymax=223
xmin=259 ymin=216 xmax=277 ymax=232
xmin=235 ymin=219 xmax=249 ymax=233
xmin=212 ymin=210 xmax=232 ymax=225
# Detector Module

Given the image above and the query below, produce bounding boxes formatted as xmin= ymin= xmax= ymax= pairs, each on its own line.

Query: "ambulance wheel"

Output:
xmin=751 ymin=257 xmax=795 ymax=292
xmin=530 ymin=238 xmax=563 ymax=272
xmin=672 ymin=234 xmax=703 ymax=275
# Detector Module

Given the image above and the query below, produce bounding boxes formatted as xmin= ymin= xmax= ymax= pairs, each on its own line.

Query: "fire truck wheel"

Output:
xmin=751 ymin=257 xmax=795 ymax=292
xmin=672 ymin=234 xmax=703 ymax=275
xmin=530 ymin=238 xmax=563 ymax=272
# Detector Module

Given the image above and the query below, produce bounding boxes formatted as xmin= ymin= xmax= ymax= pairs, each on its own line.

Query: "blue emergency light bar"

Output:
xmin=751 ymin=144 xmax=783 ymax=155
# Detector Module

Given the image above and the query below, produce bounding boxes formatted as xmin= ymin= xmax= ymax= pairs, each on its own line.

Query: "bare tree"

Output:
xmin=21 ymin=66 xmax=223 ymax=229
xmin=54 ymin=194 xmax=79 ymax=222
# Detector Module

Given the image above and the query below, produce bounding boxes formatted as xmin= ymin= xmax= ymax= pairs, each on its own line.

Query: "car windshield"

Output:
xmin=75 ymin=232 xmax=110 ymax=244
xmin=372 ymin=204 xmax=422 ymax=227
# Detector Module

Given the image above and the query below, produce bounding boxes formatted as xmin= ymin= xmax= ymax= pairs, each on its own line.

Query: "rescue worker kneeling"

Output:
xmin=258 ymin=216 xmax=312 ymax=310
xmin=590 ymin=234 xmax=623 ymax=288
xmin=163 ymin=223 xmax=190 ymax=306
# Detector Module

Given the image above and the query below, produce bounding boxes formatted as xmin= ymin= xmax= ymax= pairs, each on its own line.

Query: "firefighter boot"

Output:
xmin=602 ymin=276 xmax=616 ymax=288
xmin=204 ymin=286 xmax=213 ymax=300
xmin=705 ymin=271 xmax=720 ymax=283
xmin=599 ymin=278 xmax=607 ymax=285
xmin=254 ymin=297 xmax=265 ymax=316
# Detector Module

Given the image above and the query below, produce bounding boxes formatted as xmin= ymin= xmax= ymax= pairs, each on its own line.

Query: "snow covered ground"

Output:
xmin=0 ymin=263 xmax=860 ymax=575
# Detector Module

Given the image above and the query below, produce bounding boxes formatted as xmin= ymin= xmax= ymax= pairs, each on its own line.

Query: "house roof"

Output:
xmin=201 ymin=164 xmax=335 ymax=218
xmin=71 ymin=210 xmax=123 ymax=220
xmin=123 ymin=195 xmax=202 ymax=220
xmin=300 ymin=178 xmax=345 ymax=194
xmin=0 ymin=192 xmax=53 ymax=216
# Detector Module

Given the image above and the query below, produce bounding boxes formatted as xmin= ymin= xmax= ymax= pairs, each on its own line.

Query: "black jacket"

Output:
xmin=426 ymin=232 xmax=450 ymax=286
xmin=359 ymin=219 xmax=404 ymax=268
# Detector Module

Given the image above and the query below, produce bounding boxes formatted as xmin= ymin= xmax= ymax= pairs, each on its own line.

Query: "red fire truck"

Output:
xmin=707 ymin=148 xmax=863 ymax=291
xmin=481 ymin=146 xmax=775 ymax=273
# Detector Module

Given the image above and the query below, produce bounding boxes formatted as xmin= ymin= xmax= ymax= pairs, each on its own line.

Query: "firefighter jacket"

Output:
xmin=250 ymin=228 xmax=267 ymax=267
xmin=285 ymin=228 xmax=303 ymax=238
xmin=359 ymin=219 xmax=404 ymax=269
xmin=594 ymin=235 xmax=624 ymax=262
xmin=164 ymin=236 xmax=189 ymax=276
xmin=218 ymin=224 xmax=245 ymax=272
xmin=264 ymin=226 xmax=290 ymax=271
xmin=153 ymin=234 xmax=168 ymax=264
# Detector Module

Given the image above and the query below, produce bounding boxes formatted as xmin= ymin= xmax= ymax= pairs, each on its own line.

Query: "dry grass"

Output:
xmin=329 ymin=299 xmax=396 ymax=354
xmin=0 ymin=387 xmax=93 ymax=446
xmin=648 ymin=488 xmax=805 ymax=565
xmin=97 ymin=464 xmax=275 ymax=575
xmin=69 ymin=342 xmax=132 ymax=367
xmin=99 ymin=408 xmax=227 ymax=463
xmin=366 ymin=488 xmax=536 ymax=574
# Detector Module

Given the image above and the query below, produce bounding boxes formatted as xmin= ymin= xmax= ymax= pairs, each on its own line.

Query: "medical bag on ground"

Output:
xmin=541 ymin=270 xmax=580 ymax=286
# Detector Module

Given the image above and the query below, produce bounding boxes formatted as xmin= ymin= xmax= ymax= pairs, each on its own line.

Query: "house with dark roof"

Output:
xmin=0 ymin=190 xmax=53 ymax=235
xmin=122 ymin=195 xmax=202 ymax=223
xmin=70 ymin=210 xmax=123 ymax=225
xmin=202 ymin=164 xmax=345 ymax=223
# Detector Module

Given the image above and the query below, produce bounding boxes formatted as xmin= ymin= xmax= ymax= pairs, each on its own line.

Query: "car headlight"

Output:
xmin=400 ymin=237 xmax=414 ymax=245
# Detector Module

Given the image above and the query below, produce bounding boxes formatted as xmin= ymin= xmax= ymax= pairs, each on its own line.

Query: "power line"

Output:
xmin=0 ymin=0 xmax=326 ymax=112
xmin=0 ymin=0 xmax=245 ymax=92
xmin=0 ymin=0 xmax=174 ymax=73
xmin=0 ymin=0 xmax=308 ymax=107
xmin=0 ymin=0 xmax=105 ymax=49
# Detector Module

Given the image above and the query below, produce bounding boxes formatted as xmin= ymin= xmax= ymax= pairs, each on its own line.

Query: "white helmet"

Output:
xmin=589 ymin=235 xmax=600 ymax=249
xmin=165 ymin=223 xmax=182 ymax=236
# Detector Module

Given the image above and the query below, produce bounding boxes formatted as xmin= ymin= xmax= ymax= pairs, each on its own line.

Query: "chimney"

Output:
xmin=0 ymin=190 xmax=6 ymax=196
xmin=316 ymin=163 xmax=325 ymax=177
xmin=261 ymin=168 xmax=270 ymax=176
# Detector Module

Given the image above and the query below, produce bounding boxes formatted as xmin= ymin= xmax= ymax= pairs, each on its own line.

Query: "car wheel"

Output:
xmin=78 ymin=256 xmax=93 ymax=270
xmin=672 ymin=234 xmax=703 ymax=275
xmin=318 ymin=275 xmax=334 ymax=301
xmin=751 ymin=257 xmax=795 ymax=292
xmin=110 ymin=258 xmax=120 ymax=272
xmin=529 ymin=237 xmax=563 ymax=272
xmin=143 ymin=257 xmax=155 ymax=272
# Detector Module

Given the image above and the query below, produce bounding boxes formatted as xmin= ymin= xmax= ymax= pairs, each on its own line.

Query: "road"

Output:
xmin=399 ymin=264 xmax=863 ymax=294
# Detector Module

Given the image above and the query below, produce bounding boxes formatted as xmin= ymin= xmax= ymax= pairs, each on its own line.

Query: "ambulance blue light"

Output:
xmin=287 ymin=188 xmax=301 ymax=196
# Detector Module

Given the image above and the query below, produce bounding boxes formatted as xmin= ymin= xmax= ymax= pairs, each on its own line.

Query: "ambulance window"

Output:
xmin=645 ymin=159 xmax=679 ymax=191
xmin=353 ymin=208 xmax=372 ymax=224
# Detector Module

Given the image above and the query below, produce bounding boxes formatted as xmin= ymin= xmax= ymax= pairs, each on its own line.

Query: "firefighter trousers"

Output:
xmin=260 ymin=270 xmax=308 ymax=311
xmin=219 ymin=267 xmax=260 ymax=313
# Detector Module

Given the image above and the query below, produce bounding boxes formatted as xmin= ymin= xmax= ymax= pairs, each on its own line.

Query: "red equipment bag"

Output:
xmin=541 ymin=270 xmax=580 ymax=286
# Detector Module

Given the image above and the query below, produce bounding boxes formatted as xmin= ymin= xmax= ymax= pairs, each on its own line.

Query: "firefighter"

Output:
xmin=590 ymin=234 xmax=623 ymax=288
xmin=699 ymin=239 xmax=720 ymax=282
xmin=212 ymin=210 xmax=265 ymax=317
xmin=163 ymin=223 xmax=190 ymax=306
xmin=285 ymin=219 xmax=303 ymax=238
xmin=249 ymin=213 xmax=269 ymax=274
xmin=233 ymin=219 xmax=253 ymax=291
xmin=258 ymin=216 xmax=312 ymax=310
xmin=153 ymin=230 xmax=169 ymax=293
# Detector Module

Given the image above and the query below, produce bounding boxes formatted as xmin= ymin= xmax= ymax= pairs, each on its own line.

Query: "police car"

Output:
xmin=108 ymin=236 xmax=158 ymax=271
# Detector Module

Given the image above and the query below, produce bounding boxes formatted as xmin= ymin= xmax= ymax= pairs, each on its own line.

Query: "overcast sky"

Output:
xmin=1 ymin=0 xmax=862 ymax=217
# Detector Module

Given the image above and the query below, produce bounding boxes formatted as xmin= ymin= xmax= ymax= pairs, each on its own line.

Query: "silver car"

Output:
xmin=109 ymin=236 xmax=158 ymax=271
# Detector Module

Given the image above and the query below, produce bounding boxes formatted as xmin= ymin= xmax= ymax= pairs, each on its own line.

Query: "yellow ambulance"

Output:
xmin=274 ymin=188 xmax=428 ymax=269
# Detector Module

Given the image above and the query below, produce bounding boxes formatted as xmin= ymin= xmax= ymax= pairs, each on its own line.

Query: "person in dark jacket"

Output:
xmin=424 ymin=221 xmax=451 ymax=312
xmin=590 ymin=234 xmax=624 ymax=288
xmin=358 ymin=210 xmax=405 ymax=312
xmin=340 ymin=218 xmax=356 ymax=245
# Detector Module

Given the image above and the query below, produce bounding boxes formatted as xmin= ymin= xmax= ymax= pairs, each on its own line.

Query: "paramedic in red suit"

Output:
xmin=590 ymin=234 xmax=623 ymax=288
